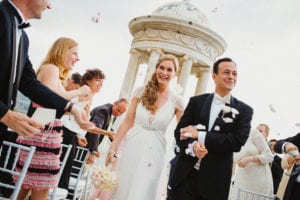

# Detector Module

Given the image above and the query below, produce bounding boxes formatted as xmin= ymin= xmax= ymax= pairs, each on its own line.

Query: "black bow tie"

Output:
xmin=18 ymin=22 xmax=31 ymax=29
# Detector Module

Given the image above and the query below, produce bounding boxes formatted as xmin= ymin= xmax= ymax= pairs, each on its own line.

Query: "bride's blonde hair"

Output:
xmin=140 ymin=54 xmax=179 ymax=112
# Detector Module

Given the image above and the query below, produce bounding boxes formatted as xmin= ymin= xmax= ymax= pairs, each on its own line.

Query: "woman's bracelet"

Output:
xmin=108 ymin=151 xmax=118 ymax=158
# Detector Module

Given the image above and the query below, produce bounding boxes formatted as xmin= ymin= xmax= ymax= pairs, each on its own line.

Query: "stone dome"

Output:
xmin=152 ymin=0 xmax=209 ymax=27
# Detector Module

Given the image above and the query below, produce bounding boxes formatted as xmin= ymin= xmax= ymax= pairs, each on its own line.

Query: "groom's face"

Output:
xmin=213 ymin=61 xmax=237 ymax=94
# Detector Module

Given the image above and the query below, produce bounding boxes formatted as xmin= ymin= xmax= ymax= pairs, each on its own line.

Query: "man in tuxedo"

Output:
xmin=0 ymin=0 xmax=93 ymax=197
xmin=85 ymin=98 xmax=128 ymax=164
xmin=168 ymin=57 xmax=253 ymax=200
xmin=269 ymin=139 xmax=283 ymax=194
xmin=274 ymin=133 xmax=300 ymax=200
xmin=65 ymin=72 xmax=82 ymax=91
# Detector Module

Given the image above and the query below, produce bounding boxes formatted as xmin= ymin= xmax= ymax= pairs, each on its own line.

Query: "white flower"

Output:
xmin=185 ymin=148 xmax=192 ymax=155
xmin=222 ymin=105 xmax=231 ymax=113
xmin=223 ymin=117 xmax=233 ymax=123
xmin=91 ymin=167 xmax=118 ymax=191
xmin=214 ymin=126 xmax=220 ymax=131
xmin=231 ymin=107 xmax=239 ymax=115
xmin=183 ymin=132 xmax=192 ymax=137
xmin=195 ymin=124 xmax=206 ymax=130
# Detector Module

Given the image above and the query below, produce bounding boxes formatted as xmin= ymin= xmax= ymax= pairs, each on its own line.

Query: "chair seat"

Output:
xmin=49 ymin=187 xmax=68 ymax=200
xmin=68 ymin=177 xmax=86 ymax=189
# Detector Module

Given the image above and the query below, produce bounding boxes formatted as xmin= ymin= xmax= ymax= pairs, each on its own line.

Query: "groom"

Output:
xmin=168 ymin=57 xmax=253 ymax=200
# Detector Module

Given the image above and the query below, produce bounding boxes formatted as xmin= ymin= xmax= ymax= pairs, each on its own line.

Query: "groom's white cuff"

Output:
xmin=198 ymin=131 xmax=207 ymax=144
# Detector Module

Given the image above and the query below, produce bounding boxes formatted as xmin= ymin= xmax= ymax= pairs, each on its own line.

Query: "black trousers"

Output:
xmin=289 ymin=181 xmax=300 ymax=200
xmin=0 ymin=131 xmax=18 ymax=198
xmin=168 ymin=168 xmax=208 ymax=200
xmin=58 ymin=127 xmax=77 ymax=189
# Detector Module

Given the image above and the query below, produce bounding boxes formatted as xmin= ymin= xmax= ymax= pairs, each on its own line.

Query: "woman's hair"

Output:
xmin=37 ymin=37 xmax=78 ymax=85
xmin=70 ymin=72 xmax=82 ymax=85
xmin=140 ymin=54 xmax=179 ymax=112
xmin=81 ymin=68 xmax=105 ymax=86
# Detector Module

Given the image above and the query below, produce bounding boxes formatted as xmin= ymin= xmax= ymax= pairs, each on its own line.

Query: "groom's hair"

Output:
xmin=213 ymin=57 xmax=236 ymax=74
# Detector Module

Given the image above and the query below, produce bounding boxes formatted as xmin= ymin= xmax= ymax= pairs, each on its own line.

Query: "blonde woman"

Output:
xmin=60 ymin=68 xmax=108 ymax=189
xmin=230 ymin=123 xmax=274 ymax=199
xmin=36 ymin=37 xmax=90 ymax=100
xmin=17 ymin=37 xmax=90 ymax=200
xmin=106 ymin=54 xmax=184 ymax=200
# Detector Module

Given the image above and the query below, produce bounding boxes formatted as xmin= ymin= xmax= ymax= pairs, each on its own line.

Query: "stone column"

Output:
xmin=195 ymin=67 xmax=210 ymax=95
xmin=177 ymin=55 xmax=194 ymax=95
xmin=144 ymin=48 xmax=162 ymax=84
xmin=119 ymin=49 xmax=141 ymax=99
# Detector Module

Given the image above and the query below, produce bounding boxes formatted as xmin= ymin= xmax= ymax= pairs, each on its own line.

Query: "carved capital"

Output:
xmin=147 ymin=48 xmax=163 ymax=56
xmin=182 ymin=55 xmax=197 ymax=63
xmin=129 ymin=48 xmax=141 ymax=57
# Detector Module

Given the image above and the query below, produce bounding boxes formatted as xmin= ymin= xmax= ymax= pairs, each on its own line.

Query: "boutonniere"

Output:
xmin=214 ymin=125 xmax=220 ymax=131
xmin=221 ymin=105 xmax=239 ymax=123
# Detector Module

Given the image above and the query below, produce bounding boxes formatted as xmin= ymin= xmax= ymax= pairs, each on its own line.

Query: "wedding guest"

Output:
xmin=230 ymin=123 xmax=274 ymax=199
xmin=106 ymin=54 xmax=184 ymax=200
xmin=269 ymin=139 xmax=283 ymax=194
xmin=59 ymin=68 xmax=106 ymax=191
xmin=65 ymin=72 xmax=82 ymax=91
xmin=85 ymin=98 xmax=129 ymax=164
xmin=168 ymin=57 xmax=253 ymax=200
xmin=16 ymin=37 xmax=91 ymax=200
xmin=274 ymin=133 xmax=300 ymax=200
xmin=86 ymin=98 xmax=129 ymax=200
xmin=0 ymin=1 xmax=93 ymax=198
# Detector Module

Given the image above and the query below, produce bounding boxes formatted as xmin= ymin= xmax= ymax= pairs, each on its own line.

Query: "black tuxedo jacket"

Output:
xmin=171 ymin=93 xmax=253 ymax=199
xmin=274 ymin=133 xmax=300 ymax=200
xmin=85 ymin=103 xmax=113 ymax=152
xmin=0 ymin=1 xmax=68 ymax=133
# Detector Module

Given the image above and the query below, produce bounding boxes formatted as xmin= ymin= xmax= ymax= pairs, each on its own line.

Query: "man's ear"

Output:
xmin=212 ymin=73 xmax=216 ymax=81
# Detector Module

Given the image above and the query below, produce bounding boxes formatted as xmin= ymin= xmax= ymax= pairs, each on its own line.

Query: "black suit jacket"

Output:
xmin=85 ymin=103 xmax=113 ymax=152
xmin=271 ymin=154 xmax=283 ymax=194
xmin=171 ymin=93 xmax=253 ymax=199
xmin=0 ymin=1 xmax=68 ymax=134
xmin=274 ymin=133 xmax=300 ymax=200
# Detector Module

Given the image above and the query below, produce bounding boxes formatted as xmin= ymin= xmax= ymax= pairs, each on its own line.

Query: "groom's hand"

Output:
xmin=193 ymin=142 xmax=208 ymax=159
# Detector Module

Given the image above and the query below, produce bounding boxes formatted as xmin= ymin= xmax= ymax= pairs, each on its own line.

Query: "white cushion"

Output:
xmin=68 ymin=177 xmax=86 ymax=189
xmin=48 ymin=188 xmax=68 ymax=200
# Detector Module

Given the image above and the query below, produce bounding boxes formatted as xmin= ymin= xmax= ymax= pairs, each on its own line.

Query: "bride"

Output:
xmin=106 ymin=54 xmax=184 ymax=200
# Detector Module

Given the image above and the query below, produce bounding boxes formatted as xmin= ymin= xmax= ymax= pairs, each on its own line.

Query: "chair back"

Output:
xmin=48 ymin=144 xmax=72 ymax=200
xmin=237 ymin=188 xmax=278 ymax=200
xmin=0 ymin=141 xmax=35 ymax=200
xmin=68 ymin=146 xmax=89 ymax=200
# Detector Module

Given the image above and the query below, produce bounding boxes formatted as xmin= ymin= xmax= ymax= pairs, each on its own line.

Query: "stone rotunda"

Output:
xmin=119 ymin=0 xmax=227 ymax=99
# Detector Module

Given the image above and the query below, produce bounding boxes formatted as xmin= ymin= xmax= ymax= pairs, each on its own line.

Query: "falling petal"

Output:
xmin=212 ymin=7 xmax=218 ymax=12
xmin=269 ymin=104 xmax=276 ymax=113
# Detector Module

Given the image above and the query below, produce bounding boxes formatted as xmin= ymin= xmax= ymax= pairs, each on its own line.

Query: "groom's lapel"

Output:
xmin=199 ymin=94 xmax=214 ymax=129
xmin=211 ymin=95 xmax=236 ymax=131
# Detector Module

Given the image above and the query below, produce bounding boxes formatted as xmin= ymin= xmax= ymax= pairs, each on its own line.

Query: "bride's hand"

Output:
xmin=106 ymin=151 xmax=117 ymax=166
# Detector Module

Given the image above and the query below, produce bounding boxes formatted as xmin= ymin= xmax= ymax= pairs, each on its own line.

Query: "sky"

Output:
xmin=22 ymin=0 xmax=300 ymax=139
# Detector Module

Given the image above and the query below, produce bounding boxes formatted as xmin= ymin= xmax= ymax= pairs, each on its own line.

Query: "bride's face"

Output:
xmin=155 ymin=60 xmax=176 ymax=86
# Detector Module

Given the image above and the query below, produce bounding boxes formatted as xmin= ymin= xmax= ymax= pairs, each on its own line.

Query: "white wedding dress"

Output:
xmin=229 ymin=128 xmax=274 ymax=199
xmin=111 ymin=87 xmax=184 ymax=200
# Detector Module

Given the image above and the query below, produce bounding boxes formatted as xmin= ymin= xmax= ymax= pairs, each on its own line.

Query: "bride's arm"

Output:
xmin=106 ymin=97 xmax=138 ymax=164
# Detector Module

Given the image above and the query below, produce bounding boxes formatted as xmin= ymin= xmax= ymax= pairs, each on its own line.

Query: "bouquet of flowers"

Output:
xmin=91 ymin=166 xmax=118 ymax=191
